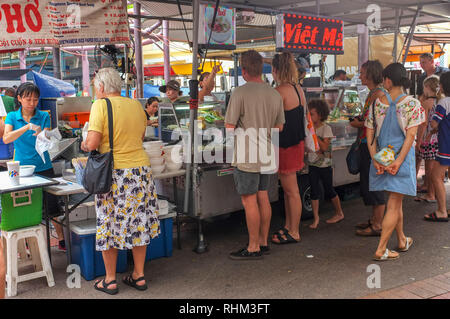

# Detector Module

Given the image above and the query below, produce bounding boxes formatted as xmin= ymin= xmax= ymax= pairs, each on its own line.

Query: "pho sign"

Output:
xmin=276 ymin=13 xmax=344 ymax=54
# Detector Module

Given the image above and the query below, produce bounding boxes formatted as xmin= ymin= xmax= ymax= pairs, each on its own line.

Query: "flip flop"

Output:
xmin=397 ymin=237 xmax=414 ymax=252
xmin=271 ymin=232 xmax=300 ymax=245
xmin=355 ymin=225 xmax=381 ymax=237
xmin=355 ymin=219 xmax=371 ymax=229
xmin=424 ymin=212 xmax=449 ymax=222
xmin=415 ymin=196 xmax=437 ymax=203
xmin=94 ymin=279 xmax=118 ymax=295
xmin=373 ymin=249 xmax=399 ymax=261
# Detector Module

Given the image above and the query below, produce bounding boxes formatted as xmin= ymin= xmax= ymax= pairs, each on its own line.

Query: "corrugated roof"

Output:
xmin=134 ymin=0 xmax=450 ymax=43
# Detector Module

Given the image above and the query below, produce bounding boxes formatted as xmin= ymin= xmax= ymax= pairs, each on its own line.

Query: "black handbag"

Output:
xmin=82 ymin=98 xmax=114 ymax=194
xmin=346 ymin=137 xmax=361 ymax=175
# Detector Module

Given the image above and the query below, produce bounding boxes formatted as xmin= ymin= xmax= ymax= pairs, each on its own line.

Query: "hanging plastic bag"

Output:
xmin=35 ymin=128 xmax=62 ymax=163
xmin=304 ymin=108 xmax=319 ymax=152
xmin=82 ymin=122 xmax=89 ymax=141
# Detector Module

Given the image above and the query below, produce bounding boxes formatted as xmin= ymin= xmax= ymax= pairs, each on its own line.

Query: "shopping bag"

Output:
xmin=82 ymin=98 xmax=114 ymax=194
xmin=304 ymin=109 xmax=319 ymax=152
xmin=346 ymin=140 xmax=361 ymax=175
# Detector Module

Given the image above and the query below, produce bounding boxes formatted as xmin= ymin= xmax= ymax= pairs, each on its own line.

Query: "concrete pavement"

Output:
xmin=7 ymin=181 xmax=450 ymax=299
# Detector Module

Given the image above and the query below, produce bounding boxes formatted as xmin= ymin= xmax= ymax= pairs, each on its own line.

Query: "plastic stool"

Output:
xmin=1 ymin=225 xmax=55 ymax=297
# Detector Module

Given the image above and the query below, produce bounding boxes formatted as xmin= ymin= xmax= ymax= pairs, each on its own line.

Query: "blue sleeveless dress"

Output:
xmin=369 ymin=93 xmax=417 ymax=197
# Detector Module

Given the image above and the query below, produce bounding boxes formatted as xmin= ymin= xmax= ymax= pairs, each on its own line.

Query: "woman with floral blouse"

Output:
xmin=365 ymin=63 xmax=425 ymax=261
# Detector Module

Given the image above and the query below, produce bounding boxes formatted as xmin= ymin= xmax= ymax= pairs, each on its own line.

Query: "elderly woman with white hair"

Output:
xmin=81 ymin=68 xmax=160 ymax=295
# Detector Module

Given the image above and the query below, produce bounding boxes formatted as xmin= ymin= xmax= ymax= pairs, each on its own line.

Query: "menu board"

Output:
xmin=0 ymin=0 xmax=130 ymax=51
xmin=198 ymin=3 xmax=235 ymax=48
xmin=276 ymin=13 xmax=344 ymax=54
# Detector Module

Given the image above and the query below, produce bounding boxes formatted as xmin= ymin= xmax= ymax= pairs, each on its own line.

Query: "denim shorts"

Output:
xmin=233 ymin=168 xmax=271 ymax=195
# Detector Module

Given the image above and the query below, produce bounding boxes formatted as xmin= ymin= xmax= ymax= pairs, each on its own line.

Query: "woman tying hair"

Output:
xmin=270 ymin=52 xmax=306 ymax=245
xmin=365 ymin=63 xmax=425 ymax=261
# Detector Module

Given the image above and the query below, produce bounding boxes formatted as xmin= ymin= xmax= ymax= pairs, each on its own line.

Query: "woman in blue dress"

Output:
xmin=365 ymin=63 xmax=425 ymax=261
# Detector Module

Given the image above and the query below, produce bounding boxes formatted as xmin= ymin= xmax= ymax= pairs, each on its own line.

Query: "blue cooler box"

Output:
xmin=70 ymin=219 xmax=128 ymax=281
xmin=146 ymin=213 xmax=174 ymax=261
xmin=126 ymin=213 xmax=174 ymax=262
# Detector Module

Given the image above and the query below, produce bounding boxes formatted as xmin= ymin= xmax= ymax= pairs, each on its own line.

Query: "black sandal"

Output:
xmin=94 ymin=279 xmax=118 ymax=295
xmin=355 ymin=219 xmax=371 ymax=229
xmin=271 ymin=232 xmax=300 ymax=245
xmin=123 ymin=274 xmax=148 ymax=291
xmin=272 ymin=227 xmax=289 ymax=238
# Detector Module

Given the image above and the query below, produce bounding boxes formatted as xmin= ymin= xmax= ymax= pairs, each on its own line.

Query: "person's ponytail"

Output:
xmin=401 ymin=76 xmax=411 ymax=91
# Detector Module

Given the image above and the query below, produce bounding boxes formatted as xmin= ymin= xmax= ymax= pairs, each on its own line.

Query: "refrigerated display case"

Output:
xmin=325 ymin=86 xmax=366 ymax=186
xmin=304 ymin=85 xmax=368 ymax=187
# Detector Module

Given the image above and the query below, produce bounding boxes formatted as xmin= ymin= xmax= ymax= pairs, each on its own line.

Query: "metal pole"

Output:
xmin=233 ymin=53 xmax=239 ymax=88
xmin=163 ymin=20 xmax=171 ymax=85
xmin=316 ymin=0 xmax=320 ymax=16
xmin=124 ymin=44 xmax=130 ymax=97
xmin=184 ymin=0 xmax=204 ymax=253
xmin=393 ymin=9 xmax=400 ymax=62
xmin=81 ymin=48 xmax=90 ymax=95
xmin=402 ymin=6 xmax=422 ymax=65
xmin=19 ymin=50 xmax=27 ymax=83
xmin=52 ymin=48 xmax=61 ymax=79
xmin=134 ymin=1 xmax=144 ymax=98
xmin=357 ymin=24 xmax=369 ymax=70
xmin=184 ymin=0 xmax=199 ymax=214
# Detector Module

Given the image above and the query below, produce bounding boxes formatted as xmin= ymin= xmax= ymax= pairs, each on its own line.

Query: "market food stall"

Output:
xmin=153 ymin=99 xmax=279 ymax=221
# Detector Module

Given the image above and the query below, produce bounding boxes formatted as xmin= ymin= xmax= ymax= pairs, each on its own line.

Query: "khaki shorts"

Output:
xmin=233 ymin=168 xmax=271 ymax=196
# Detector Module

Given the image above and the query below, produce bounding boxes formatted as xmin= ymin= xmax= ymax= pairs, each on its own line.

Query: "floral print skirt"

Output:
xmin=95 ymin=166 xmax=160 ymax=251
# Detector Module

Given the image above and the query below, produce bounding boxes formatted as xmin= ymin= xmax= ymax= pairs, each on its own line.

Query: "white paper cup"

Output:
xmin=7 ymin=161 xmax=20 ymax=186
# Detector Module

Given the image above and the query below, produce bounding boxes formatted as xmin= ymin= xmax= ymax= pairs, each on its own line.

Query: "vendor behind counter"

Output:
xmin=159 ymin=80 xmax=190 ymax=105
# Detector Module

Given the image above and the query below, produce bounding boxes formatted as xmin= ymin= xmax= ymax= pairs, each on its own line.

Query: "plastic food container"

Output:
xmin=158 ymin=199 xmax=168 ymax=215
xmin=146 ymin=149 xmax=163 ymax=158
xmin=151 ymin=164 xmax=165 ymax=174
xmin=166 ymin=161 xmax=182 ymax=172
xmin=150 ymin=157 xmax=164 ymax=166
xmin=20 ymin=165 xmax=36 ymax=177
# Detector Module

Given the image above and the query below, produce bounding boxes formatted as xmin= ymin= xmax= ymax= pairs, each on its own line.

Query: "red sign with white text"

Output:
xmin=276 ymin=13 xmax=344 ymax=54
xmin=0 ymin=0 xmax=130 ymax=51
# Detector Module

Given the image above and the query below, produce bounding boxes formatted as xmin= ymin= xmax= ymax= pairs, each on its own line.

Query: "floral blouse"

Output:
xmin=365 ymin=95 xmax=425 ymax=138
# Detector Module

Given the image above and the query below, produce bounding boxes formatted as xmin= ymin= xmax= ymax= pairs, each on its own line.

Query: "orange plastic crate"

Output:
xmin=62 ymin=112 xmax=90 ymax=128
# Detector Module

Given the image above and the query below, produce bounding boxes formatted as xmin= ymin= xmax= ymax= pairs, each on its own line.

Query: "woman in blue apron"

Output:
xmin=366 ymin=63 xmax=425 ymax=261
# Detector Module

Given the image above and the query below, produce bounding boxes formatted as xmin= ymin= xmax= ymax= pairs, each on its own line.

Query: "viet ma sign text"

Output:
xmin=276 ymin=13 xmax=344 ymax=54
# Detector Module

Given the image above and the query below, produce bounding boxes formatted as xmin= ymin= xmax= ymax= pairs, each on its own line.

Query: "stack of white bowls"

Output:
xmin=163 ymin=145 xmax=184 ymax=171
xmin=143 ymin=141 xmax=165 ymax=174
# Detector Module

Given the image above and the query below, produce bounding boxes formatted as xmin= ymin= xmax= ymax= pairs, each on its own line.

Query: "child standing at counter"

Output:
xmin=307 ymin=99 xmax=345 ymax=229
xmin=424 ymin=71 xmax=450 ymax=222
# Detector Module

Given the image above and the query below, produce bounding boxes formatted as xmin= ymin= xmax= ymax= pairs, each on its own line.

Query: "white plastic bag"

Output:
xmin=82 ymin=122 xmax=89 ymax=141
xmin=35 ymin=128 xmax=62 ymax=163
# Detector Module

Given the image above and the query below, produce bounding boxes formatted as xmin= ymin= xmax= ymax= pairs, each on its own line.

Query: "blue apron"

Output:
xmin=369 ymin=92 xmax=416 ymax=196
